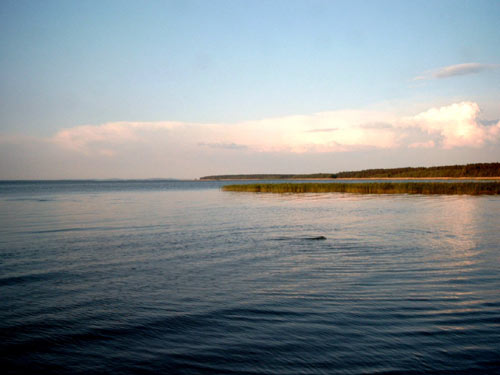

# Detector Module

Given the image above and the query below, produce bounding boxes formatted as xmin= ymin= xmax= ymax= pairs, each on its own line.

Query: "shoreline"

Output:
xmin=203 ymin=177 xmax=500 ymax=181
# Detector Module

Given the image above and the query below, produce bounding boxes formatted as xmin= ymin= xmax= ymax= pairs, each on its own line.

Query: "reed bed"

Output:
xmin=222 ymin=182 xmax=500 ymax=195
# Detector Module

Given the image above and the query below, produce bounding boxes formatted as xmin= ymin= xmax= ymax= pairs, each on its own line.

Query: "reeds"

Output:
xmin=222 ymin=182 xmax=500 ymax=195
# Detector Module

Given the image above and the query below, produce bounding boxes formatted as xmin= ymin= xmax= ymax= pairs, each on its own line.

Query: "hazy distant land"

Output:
xmin=201 ymin=162 xmax=500 ymax=180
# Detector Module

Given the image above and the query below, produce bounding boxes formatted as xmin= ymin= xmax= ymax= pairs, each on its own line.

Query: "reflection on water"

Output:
xmin=1 ymin=181 xmax=499 ymax=374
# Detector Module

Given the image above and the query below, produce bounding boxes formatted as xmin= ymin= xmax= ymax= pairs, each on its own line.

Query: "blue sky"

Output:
xmin=1 ymin=0 xmax=499 ymax=178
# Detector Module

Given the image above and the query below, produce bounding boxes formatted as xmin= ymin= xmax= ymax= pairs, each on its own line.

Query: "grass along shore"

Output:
xmin=222 ymin=182 xmax=500 ymax=195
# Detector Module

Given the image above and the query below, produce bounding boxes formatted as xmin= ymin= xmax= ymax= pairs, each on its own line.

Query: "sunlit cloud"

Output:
xmin=306 ymin=128 xmax=338 ymax=133
xmin=408 ymin=140 xmax=435 ymax=149
xmin=414 ymin=63 xmax=499 ymax=80
xmin=404 ymin=102 xmax=500 ymax=149
xmin=1 ymin=101 xmax=499 ymax=179
xmin=15 ymin=101 xmax=500 ymax=158
xmin=49 ymin=109 xmax=401 ymax=155
xmin=52 ymin=121 xmax=183 ymax=153
xmin=198 ymin=142 xmax=248 ymax=150
xmin=359 ymin=122 xmax=394 ymax=129
xmin=1 ymin=101 xmax=500 ymax=180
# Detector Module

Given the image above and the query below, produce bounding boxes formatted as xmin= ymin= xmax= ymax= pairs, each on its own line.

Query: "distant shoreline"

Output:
xmin=200 ymin=162 xmax=500 ymax=181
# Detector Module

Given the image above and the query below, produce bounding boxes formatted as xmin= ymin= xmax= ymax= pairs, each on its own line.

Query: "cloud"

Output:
xmin=52 ymin=121 xmax=182 ymax=153
xmin=404 ymin=102 xmax=500 ymax=149
xmin=359 ymin=122 xmax=394 ymax=129
xmin=48 ymin=109 xmax=401 ymax=155
xmin=2 ymin=101 xmax=500 ymax=179
xmin=408 ymin=140 xmax=435 ymax=149
xmin=198 ymin=142 xmax=248 ymax=150
xmin=480 ymin=119 xmax=500 ymax=126
xmin=19 ymin=102 xmax=500 ymax=157
xmin=415 ymin=63 xmax=499 ymax=80
xmin=306 ymin=128 xmax=338 ymax=133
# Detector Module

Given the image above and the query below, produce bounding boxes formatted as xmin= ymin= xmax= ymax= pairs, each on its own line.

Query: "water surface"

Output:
xmin=1 ymin=181 xmax=499 ymax=374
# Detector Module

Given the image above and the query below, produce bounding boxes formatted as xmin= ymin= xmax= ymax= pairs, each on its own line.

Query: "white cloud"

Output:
xmin=404 ymin=102 xmax=500 ymax=149
xmin=52 ymin=121 xmax=183 ymax=153
xmin=29 ymin=101 xmax=500 ymax=157
xmin=415 ymin=63 xmax=499 ymax=80
xmin=408 ymin=140 xmax=435 ymax=149
xmin=198 ymin=142 xmax=248 ymax=150
xmin=306 ymin=128 xmax=338 ymax=133
xmin=49 ymin=110 xmax=401 ymax=155
xmin=1 ymin=101 xmax=499 ymax=179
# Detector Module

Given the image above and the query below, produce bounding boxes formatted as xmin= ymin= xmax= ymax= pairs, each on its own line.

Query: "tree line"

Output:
xmin=335 ymin=163 xmax=500 ymax=178
xmin=200 ymin=163 xmax=500 ymax=180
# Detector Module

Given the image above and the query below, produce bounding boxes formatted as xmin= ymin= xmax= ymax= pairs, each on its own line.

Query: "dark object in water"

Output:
xmin=306 ymin=236 xmax=327 ymax=240
xmin=273 ymin=235 xmax=327 ymax=241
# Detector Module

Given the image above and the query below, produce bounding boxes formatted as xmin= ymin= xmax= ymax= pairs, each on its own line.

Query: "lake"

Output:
xmin=1 ymin=180 xmax=499 ymax=374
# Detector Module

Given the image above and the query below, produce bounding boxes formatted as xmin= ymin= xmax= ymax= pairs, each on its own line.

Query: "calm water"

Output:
xmin=1 ymin=180 xmax=499 ymax=374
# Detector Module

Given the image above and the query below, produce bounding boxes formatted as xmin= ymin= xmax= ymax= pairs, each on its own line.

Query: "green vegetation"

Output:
xmin=334 ymin=162 xmax=500 ymax=178
xmin=222 ymin=182 xmax=500 ymax=195
xmin=201 ymin=163 xmax=500 ymax=180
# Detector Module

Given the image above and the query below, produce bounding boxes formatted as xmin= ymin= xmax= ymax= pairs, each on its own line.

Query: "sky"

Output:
xmin=1 ymin=0 xmax=499 ymax=179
